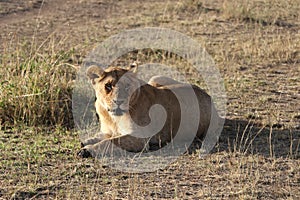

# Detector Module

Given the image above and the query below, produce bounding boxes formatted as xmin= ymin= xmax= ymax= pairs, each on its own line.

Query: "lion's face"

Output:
xmin=87 ymin=65 xmax=140 ymax=116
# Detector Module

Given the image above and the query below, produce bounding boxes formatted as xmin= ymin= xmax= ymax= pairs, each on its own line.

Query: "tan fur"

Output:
xmin=79 ymin=64 xmax=219 ymax=158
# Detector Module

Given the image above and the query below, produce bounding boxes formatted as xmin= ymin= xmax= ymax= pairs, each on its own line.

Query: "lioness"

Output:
xmin=78 ymin=63 xmax=220 ymax=158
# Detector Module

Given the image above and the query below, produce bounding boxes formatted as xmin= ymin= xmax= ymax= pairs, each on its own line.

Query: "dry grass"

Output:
xmin=0 ymin=36 xmax=77 ymax=127
xmin=222 ymin=0 xmax=300 ymax=26
xmin=0 ymin=0 xmax=299 ymax=199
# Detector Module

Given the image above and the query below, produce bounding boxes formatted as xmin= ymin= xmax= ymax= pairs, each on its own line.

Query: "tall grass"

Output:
xmin=0 ymin=37 xmax=77 ymax=127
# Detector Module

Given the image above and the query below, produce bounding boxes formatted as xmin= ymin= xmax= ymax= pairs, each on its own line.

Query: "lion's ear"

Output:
xmin=128 ymin=61 xmax=138 ymax=73
xmin=86 ymin=65 xmax=105 ymax=85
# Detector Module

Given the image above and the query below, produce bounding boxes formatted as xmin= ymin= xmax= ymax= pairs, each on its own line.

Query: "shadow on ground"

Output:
xmin=213 ymin=118 xmax=300 ymax=158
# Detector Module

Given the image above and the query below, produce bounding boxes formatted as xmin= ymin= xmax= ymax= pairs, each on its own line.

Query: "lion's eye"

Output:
xmin=105 ymin=83 xmax=112 ymax=93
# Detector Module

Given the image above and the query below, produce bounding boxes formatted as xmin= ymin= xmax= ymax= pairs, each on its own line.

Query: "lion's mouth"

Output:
xmin=108 ymin=107 xmax=127 ymax=116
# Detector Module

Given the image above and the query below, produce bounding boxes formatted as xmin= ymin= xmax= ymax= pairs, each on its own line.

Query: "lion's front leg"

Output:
xmin=81 ymin=132 xmax=111 ymax=147
xmin=78 ymin=134 xmax=149 ymax=158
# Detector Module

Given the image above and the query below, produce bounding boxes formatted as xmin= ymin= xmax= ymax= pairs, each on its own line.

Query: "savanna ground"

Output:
xmin=0 ymin=0 xmax=299 ymax=199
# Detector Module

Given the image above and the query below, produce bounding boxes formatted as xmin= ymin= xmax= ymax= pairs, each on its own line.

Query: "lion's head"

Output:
xmin=86 ymin=63 xmax=141 ymax=117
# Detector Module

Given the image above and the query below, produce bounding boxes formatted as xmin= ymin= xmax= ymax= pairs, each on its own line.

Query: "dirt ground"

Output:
xmin=0 ymin=0 xmax=299 ymax=199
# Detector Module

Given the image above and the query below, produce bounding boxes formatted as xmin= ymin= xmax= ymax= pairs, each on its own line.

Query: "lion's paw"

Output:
xmin=77 ymin=148 xmax=93 ymax=158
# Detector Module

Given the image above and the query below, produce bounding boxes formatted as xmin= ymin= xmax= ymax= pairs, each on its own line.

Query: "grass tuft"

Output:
xmin=0 ymin=37 xmax=77 ymax=127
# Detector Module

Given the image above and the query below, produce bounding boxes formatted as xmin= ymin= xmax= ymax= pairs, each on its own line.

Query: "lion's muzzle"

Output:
xmin=108 ymin=99 xmax=128 ymax=116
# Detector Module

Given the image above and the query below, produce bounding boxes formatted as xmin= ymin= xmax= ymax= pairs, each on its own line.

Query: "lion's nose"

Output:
xmin=113 ymin=100 xmax=124 ymax=106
